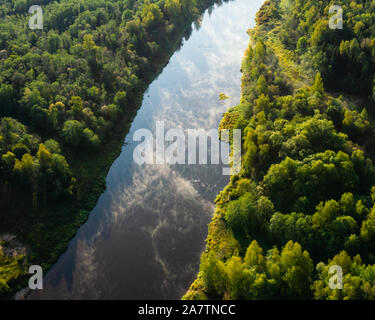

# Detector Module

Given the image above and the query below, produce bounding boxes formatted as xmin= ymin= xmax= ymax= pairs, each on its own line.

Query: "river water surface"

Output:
xmin=30 ymin=0 xmax=263 ymax=300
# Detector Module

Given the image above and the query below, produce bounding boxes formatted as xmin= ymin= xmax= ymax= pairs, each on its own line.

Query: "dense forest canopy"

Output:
xmin=185 ymin=0 xmax=375 ymax=300
xmin=0 ymin=0 xmax=226 ymax=297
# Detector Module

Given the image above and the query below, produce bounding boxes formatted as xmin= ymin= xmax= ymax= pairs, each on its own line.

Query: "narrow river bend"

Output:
xmin=30 ymin=0 xmax=263 ymax=300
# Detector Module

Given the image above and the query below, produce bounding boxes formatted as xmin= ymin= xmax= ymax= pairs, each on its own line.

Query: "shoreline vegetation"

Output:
xmin=184 ymin=0 xmax=375 ymax=300
xmin=0 ymin=0 xmax=229 ymax=299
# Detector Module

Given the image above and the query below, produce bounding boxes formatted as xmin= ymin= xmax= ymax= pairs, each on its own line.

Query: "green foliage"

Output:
xmin=189 ymin=0 xmax=375 ymax=301
xmin=219 ymin=93 xmax=230 ymax=101
xmin=296 ymin=36 xmax=307 ymax=54
xmin=312 ymin=73 xmax=324 ymax=94
xmin=198 ymin=240 xmax=314 ymax=299
xmin=313 ymin=252 xmax=375 ymax=300
xmin=200 ymin=252 xmax=227 ymax=297
xmin=0 ymin=245 xmax=26 ymax=297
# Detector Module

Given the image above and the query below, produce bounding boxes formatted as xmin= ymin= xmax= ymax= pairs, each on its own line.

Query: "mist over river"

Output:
xmin=30 ymin=0 xmax=263 ymax=299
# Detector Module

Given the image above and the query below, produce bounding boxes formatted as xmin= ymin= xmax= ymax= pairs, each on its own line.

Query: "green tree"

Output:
xmin=62 ymin=120 xmax=84 ymax=147
xmin=200 ymin=252 xmax=227 ymax=297
xmin=312 ymin=73 xmax=324 ymax=94
xmin=69 ymin=96 xmax=83 ymax=114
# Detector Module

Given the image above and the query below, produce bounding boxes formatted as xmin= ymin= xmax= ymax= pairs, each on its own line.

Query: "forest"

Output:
xmin=184 ymin=0 xmax=375 ymax=300
xmin=0 ymin=0 xmax=225 ymax=297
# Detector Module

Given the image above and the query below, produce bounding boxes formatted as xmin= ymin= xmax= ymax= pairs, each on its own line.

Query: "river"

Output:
xmin=30 ymin=0 xmax=263 ymax=300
